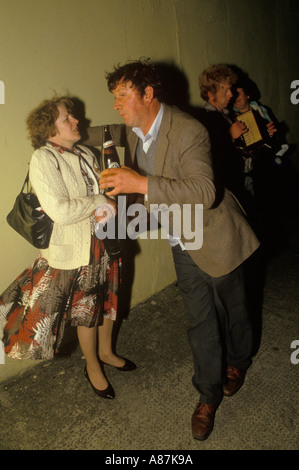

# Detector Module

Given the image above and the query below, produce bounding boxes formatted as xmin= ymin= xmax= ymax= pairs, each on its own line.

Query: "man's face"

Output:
xmin=112 ymin=80 xmax=150 ymax=133
xmin=208 ymin=82 xmax=233 ymax=111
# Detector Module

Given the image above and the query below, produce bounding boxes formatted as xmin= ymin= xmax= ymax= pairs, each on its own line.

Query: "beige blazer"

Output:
xmin=86 ymin=104 xmax=260 ymax=277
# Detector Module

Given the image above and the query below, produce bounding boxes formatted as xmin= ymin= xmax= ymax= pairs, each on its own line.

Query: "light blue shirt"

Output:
xmin=132 ymin=103 xmax=164 ymax=153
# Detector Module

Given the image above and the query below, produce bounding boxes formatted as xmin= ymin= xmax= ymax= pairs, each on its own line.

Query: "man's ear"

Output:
xmin=143 ymin=86 xmax=154 ymax=104
xmin=207 ymin=90 xmax=215 ymax=102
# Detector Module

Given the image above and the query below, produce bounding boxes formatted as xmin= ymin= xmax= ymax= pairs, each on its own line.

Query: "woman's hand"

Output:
xmin=95 ymin=198 xmax=116 ymax=224
xmin=267 ymin=121 xmax=277 ymax=137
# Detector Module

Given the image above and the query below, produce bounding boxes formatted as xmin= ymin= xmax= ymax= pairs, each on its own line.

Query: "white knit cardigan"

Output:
xmin=29 ymin=143 xmax=107 ymax=270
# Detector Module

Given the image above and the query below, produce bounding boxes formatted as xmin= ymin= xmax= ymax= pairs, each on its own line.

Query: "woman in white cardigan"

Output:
xmin=0 ymin=96 xmax=136 ymax=399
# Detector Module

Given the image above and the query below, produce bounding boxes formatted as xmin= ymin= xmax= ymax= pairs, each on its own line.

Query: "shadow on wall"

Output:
xmin=153 ymin=60 xmax=205 ymax=121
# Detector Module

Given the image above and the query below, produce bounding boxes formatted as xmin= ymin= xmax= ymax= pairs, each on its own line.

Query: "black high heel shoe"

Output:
xmin=84 ymin=366 xmax=115 ymax=399
xmin=99 ymin=356 xmax=137 ymax=372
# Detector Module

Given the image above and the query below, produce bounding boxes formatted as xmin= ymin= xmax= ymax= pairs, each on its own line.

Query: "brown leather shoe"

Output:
xmin=223 ymin=366 xmax=246 ymax=397
xmin=191 ymin=403 xmax=218 ymax=441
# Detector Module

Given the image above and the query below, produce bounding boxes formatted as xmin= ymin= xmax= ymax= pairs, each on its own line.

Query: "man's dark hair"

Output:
xmin=106 ymin=58 xmax=164 ymax=101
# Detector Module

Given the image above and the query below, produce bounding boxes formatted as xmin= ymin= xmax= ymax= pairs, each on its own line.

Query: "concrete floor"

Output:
xmin=0 ymin=216 xmax=298 ymax=453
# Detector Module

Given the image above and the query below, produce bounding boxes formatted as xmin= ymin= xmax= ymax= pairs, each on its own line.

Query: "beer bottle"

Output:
xmin=95 ymin=125 xmax=121 ymax=258
xmin=101 ymin=125 xmax=121 ymax=172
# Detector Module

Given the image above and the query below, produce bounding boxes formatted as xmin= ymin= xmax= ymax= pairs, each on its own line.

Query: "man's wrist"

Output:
xmin=138 ymin=175 xmax=148 ymax=195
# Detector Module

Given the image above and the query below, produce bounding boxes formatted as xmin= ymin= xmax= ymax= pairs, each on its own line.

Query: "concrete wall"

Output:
xmin=1 ymin=0 xmax=298 ymax=380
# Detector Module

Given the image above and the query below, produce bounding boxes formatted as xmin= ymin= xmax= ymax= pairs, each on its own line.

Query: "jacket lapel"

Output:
xmin=155 ymin=104 xmax=171 ymax=176
xmin=126 ymin=104 xmax=172 ymax=175
xmin=126 ymin=129 xmax=138 ymax=167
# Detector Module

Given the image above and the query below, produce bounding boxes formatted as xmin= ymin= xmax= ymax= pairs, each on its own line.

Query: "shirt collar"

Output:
xmin=132 ymin=103 xmax=164 ymax=144
xmin=47 ymin=141 xmax=79 ymax=155
xmin=204 ymin=101 xmax=230 ymax=115
xmin=204 ymin=101 xmax=232 ymax=123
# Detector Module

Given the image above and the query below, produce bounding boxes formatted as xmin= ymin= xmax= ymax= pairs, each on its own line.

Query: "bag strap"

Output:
xmin=21 ymin=149 xmax=60 ymax=194
xmin=21 ymin=172 xmax=30 ymax=193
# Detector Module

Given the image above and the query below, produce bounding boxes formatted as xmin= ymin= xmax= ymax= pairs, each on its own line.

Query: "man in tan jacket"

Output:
xmin=86 ymin=59 xmax=260 ymax=441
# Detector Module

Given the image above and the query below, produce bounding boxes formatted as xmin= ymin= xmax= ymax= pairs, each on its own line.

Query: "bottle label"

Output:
xmin=103 ymin=140 xmax=114 ymax=149
xmin=109 ymin=162 xmax=120 ymax=168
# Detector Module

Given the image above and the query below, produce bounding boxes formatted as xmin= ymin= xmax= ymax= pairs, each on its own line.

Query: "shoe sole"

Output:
xmin=192 ymin=428 xmax=213 ymax=441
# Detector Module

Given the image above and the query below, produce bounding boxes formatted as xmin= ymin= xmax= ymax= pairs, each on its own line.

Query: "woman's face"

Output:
xmin=234 ymin=88 xmax=250 ymax=113
xmin=50 ymin=105 xmax=81 ymax=149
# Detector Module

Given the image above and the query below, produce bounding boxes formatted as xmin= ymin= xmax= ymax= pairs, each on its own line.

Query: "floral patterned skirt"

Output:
xmin=0 ymin=236 xmax=121 ymax=360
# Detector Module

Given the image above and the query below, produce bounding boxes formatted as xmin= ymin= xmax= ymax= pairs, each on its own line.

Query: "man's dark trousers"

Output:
xmin=172 ymin=245 xmax=253 ymax=404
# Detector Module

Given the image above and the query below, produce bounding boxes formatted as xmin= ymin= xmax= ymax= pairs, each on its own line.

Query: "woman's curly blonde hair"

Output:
xmin=27 ymin=96 xmax=74 ymax=149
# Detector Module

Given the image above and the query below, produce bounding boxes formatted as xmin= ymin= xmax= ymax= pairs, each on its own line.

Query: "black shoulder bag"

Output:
xmin=6 ymin=151 xmax=58 ymax=249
